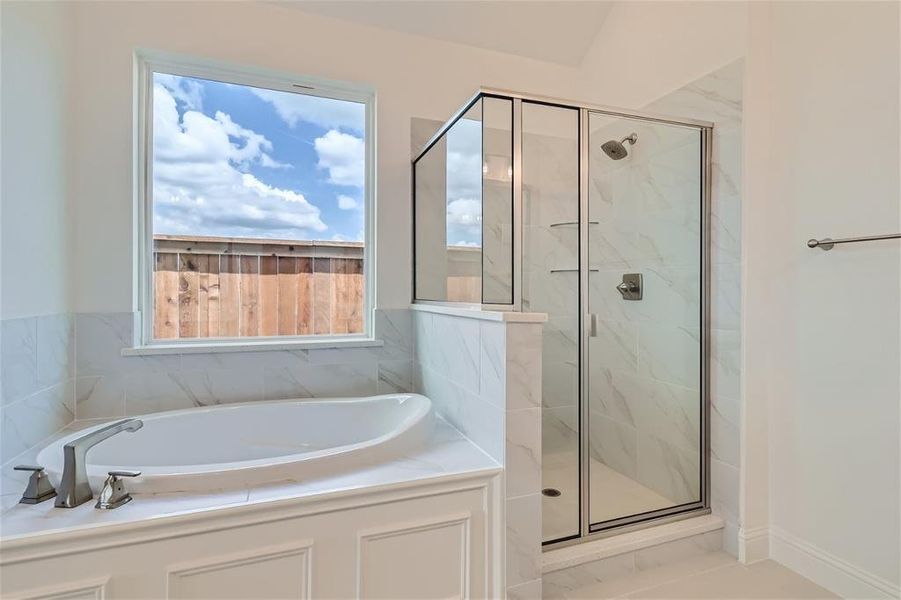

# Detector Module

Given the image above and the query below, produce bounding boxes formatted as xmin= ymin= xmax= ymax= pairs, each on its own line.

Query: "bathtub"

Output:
xmin=36 ymin=393 xmax=434 ymax=494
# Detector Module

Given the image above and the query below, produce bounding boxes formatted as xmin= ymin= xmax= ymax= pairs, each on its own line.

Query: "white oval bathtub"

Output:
xmin=37 ymin=393 xmax=434 ymax=494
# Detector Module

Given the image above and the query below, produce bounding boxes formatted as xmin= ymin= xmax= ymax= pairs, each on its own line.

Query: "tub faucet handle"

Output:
xmin=95 ymin=470 xmax=141 ymax=510
xmin=14 ymin=465 xmax=57 ymax=504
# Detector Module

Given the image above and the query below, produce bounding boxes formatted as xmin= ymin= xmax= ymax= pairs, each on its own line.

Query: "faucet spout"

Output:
xmin=55 ymin=418 xmax=143 ymax=508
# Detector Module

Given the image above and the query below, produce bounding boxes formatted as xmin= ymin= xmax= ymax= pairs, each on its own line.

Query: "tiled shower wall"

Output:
xmin=412 ymin=308 xmax=544 ymax=599
xmin=1 ymin=314 xmax=76 ymax=465
xmin=645 ymin=60 xmax=743 ymax=554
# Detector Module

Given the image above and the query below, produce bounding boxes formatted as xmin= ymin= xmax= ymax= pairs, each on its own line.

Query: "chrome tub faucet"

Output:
xmin=55 ymin=418 xmax=144 ymax=508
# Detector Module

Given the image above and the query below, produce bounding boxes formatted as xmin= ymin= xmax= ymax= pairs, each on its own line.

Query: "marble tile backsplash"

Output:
xmin=73 ymin=309 xmax=415 ymax=420
xmin=1 ymin=314 xmax=75 ymax=467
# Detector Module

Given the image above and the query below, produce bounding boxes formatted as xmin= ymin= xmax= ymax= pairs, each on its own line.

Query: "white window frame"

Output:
xmin=132 ymin=50 xmax=376 ymax=353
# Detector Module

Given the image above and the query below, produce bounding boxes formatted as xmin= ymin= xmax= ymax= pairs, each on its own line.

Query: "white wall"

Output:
xmin=743 ymin=2 xmax=900 ymax=595
xmin=577 ymin=1 xmax=747 ymax=108
xmin=1 ymin=1 xmax=73 ymax=319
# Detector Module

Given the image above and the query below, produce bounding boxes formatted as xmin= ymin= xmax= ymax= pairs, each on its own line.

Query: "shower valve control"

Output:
xmin=616 ymin=273 xmax=643 ymax=301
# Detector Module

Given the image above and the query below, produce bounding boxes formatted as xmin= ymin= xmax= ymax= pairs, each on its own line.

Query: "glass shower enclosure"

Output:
xmin=413 ymin=90 xmax=712 ymax=547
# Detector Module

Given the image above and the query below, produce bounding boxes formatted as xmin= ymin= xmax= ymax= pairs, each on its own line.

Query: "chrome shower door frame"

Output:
xmin=411 ymin=88 xmax=714 ymax=549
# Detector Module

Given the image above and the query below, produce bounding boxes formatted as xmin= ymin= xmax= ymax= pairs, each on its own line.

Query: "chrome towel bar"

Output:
xmin=807 ymin=233 xmax=901 ymax=251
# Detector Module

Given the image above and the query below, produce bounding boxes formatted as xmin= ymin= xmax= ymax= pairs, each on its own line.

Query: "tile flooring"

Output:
xmin=544 ymin=551 xmax=839 ymax=599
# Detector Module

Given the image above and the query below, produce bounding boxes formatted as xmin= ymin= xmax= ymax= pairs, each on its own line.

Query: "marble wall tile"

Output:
xmin=592 ymin=319 xmax=639 ymax=374
xmin=373 ymin=308 xmax=415 ymax=361
xmin=710 ymin=457 xmax=740 ymax=524
xmin=506 ymin=493 xmax=542 ymax=587
xmin=76 ymin=374 xmax=125 ymax=419
xmin=479 ymin=321 xmax=506 ymax=406
xmin=172 ymin=369 xmax=266 ymax=407
xmin=414 ymin=312 xmax=480 ymax=394
xmin=506 ymin=408 xmax=541 ymax=498
xmin=0 ymin=380 xmax=74 ymax=464
xmin=710 ymin=328 xmax=741 ymax=401
xmin=36 ymin=313 xmax=73 ymax=389
xmin=711 ymin=262 xmax=741 ymax=330
xmin=506 ymin=324 xmax=542 ymax=410
xmin=711 ymin=394 xmax=740 ymax=468
xmin=124 ymin=371 xmax=196 ymax=415
xmin=637 ymin=323 xmax=701 ymax=390
xmin=589 ymin=412 xmax=638 ymax=479
xmin=76 ymin=313 xmax=180 ymax=376
xmin=636 ymin=432 xmax=701 ymax=503
xmin=592 ymin=369 xmax=700 ymax=454
xmin=644 ymin=59 xmax=743 ymax=131
xmin=377 ymin=360 xmax=414 ymax=394
xmin=542 ymin=317 xmax=579 ymax=409
xmin=263 ymin=362 xmax=378 ymax=401
xmin=1 ymin=317 xmax=38 ymax=404
xmin=543 ymin=405 xmax=578 ymax=456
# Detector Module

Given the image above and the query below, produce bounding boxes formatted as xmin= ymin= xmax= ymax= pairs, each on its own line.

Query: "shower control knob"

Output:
xmin=616 ymin=274 xmax=643 ymax=301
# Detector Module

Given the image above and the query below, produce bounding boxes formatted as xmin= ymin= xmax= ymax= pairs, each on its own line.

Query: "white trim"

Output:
xmin=737 ymin=525 xmax=769 ymax=564
xmin=133 ymin=49 xmax=376 ymax=348
xmin=769 ymin=526 xmax=900 ymax=599
xmin=122 ymin=336 xmax=384 ymax=356
xmin=409 ymin=303 xmax=547 ymax=323
xmin=542 ymin=514 xmax=724 ymax=573
xmin=0 ymin=470 xmax=501 ymax=566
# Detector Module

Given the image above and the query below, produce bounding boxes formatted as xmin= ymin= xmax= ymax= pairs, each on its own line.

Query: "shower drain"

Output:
xmin=542 ymin=488 xmax=562 ymax=498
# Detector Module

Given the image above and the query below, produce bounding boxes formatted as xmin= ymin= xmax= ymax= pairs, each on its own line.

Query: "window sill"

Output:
xmin=121 ymin=337 xmax=385 ymax=356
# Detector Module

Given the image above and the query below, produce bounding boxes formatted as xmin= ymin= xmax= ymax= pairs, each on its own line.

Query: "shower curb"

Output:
xmin=542 ymin=514 xmax=724 ymax=573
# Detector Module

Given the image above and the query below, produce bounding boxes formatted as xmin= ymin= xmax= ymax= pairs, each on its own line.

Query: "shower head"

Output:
xmin=601 ymin=133 xmax=638 ymax=160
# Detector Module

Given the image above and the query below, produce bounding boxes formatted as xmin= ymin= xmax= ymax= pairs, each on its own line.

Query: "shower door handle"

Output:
xmin=587 ymin=314 xmax=598 ymax=337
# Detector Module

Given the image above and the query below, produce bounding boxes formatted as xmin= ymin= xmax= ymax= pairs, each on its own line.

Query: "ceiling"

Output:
xmin=276 ymin=1 xmax=614 ymax=66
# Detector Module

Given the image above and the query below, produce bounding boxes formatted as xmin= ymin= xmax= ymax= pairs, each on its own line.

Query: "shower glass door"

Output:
xmin=586 ymin=111 xmax=706 ymax=530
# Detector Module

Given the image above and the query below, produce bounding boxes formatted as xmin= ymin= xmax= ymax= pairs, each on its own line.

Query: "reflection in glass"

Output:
xmin=445 ymin=103 xmax=483 ymax=302
xmin=413 ymin=98 xmax=514 ymax=304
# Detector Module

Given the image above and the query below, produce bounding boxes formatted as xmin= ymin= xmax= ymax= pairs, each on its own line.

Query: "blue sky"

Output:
xmin=152 ymin=73 xmax=365 ymax=242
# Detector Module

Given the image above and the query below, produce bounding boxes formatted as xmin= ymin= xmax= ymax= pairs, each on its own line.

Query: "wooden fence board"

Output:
xmin=199 ymin=255 xmax=219 ymax=338
xmin=239 ymin=256 xmax=259 ymax=337
xmin=219 ymin=255 xmax=240 ymax=337
xmin=260 ymin=256 xmax=278 ymax=336
xmin=154 ymin=253 xmax=179 ymax=340
xmin=277 ymin=257 xmax=297 ymax=336
xmin=297 ymin=257 xmax=313 ymax=335
xmin=178 ymin=254 xmax=200 ymax=338
xmin=312 ymin=257 xmax=332 ymax=335
xmin=153 ymin=239 xmax=363 ymax=340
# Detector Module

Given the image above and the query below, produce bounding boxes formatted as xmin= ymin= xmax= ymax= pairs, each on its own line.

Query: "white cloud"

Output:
xmin=314 ymin=130 xmax=364 ymax=187
xmin=446 ymin=198 xmax=482 ymax=231
xmin=155 ymin=73 xmax=203 ymax=111
xmin=337 ymin=195 xmax=359 ymax=210
xmin=152 ymin=82 xmax=326 ymax=239
xmin=251 ymin=88 xmax=365 ymax=133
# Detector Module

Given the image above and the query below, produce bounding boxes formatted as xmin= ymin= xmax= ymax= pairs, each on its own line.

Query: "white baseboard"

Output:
xmin=769 ymin=526 xmax=899 ymax=599
xmin=738 ymin=526 xmax=769 ymax=564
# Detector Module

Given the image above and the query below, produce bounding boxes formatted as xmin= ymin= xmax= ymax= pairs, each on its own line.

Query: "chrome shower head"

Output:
xmin=601 ymin=133 xmax=638 ymax=160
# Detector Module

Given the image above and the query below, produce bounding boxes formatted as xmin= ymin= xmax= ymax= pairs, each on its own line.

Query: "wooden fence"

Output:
xmin=153 ymin=235 xmax=363 ymax=340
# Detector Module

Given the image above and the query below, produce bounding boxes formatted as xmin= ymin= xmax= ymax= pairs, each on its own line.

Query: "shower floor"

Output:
xmin=542 ymin=452 xmax=675 ymax=542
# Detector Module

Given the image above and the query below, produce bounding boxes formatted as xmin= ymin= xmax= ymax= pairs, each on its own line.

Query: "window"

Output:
xmin=137 ymin=53 xmax=373 ymax=346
